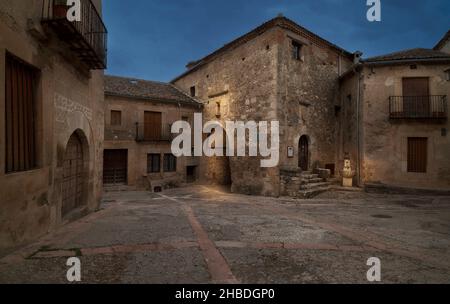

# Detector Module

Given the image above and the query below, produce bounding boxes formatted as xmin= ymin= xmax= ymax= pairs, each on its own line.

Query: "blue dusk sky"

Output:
xmin=103 ymin=0 xmax=450 ymax=82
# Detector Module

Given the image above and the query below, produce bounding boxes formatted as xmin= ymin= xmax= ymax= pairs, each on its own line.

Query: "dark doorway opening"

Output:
xmin=103 ymin=149 xmax=128 ymax=185
xmin=186 ymin=166 xmax=197 ymax=183
xmin=299 ymin=135 xmax=309 ymax=171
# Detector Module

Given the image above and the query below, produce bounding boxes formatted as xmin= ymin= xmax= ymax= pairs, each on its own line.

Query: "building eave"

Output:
xmin=104 ymin=92 xmax=204 ymax=108
xmin=363 ymin=57 xmax=450 ymax=67
xmin=170 ymin=16 xmax=352 ymax=83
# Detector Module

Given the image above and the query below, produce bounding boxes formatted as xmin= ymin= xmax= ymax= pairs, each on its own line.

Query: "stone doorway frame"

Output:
xmin=61 ymin=129 xmax=90 ymax=220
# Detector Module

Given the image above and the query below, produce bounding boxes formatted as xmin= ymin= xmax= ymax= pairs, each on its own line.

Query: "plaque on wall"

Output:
xmin=287 ymin=147 xmax=294 ymax=158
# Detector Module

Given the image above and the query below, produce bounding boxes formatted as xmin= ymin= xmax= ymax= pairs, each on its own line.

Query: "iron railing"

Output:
xmin=135 ymin=123 xmax=173 ymax=142
xmin=41 ymin=0 xmax=107 ymax=69
xmin=389 ymin=96 xmax=447 ymax=119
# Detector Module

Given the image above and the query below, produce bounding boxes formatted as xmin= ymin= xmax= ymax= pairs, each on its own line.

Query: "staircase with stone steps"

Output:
xmin=280 ymin=168 xmax=337 ymax=199
xmin=298 ymin=171 xmax=334 ymax=198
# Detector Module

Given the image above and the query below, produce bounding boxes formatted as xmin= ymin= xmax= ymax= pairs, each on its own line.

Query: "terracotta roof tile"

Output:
xmin=105 ymin=75 xmax=202 ymax=106
xmin=364 ymin=48 xmax=450 ymax=63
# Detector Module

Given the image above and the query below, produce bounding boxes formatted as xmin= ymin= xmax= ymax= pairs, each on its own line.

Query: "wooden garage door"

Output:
xmin=103 ymin=149 xmax=128 ymax=184
xmin=62 ymin=133 xmax=85 ymax=217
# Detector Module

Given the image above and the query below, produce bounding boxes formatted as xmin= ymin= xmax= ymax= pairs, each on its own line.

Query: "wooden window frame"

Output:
xmin=110 ymin=110 xmax=122 ymax=126
xmin=143 ymin=111 xmax=162 ymax=141
xmin=5 ymin=52 xmax=39 ymax=174
xmin=190 ymin=86 xmax=196 ymax=97
xmin=147 ymin=153 xmax=161 ymax=173
xmin=292 ymin=40 xmax=303 ymax=61
xmin=163 ymin=154 xmax=177 ymax=172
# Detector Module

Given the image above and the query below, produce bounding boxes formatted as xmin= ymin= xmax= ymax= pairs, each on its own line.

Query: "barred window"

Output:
xmin=5 ymin=52 xmax=39 ymax=173
xmin=147 ymin=154 xmax=160 ymax=173
xmin=163 ymin=154 xmax=177 ymax=172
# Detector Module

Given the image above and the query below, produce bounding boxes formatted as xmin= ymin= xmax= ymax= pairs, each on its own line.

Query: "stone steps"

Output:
xmin=300 ymin=181 xmax=333 ymax=190
xmin=298 ymin=187 xmax=331 ymax=199
xmin=297 ymin=171 xmax=334 ymax=198
xmin=301 ymin=177 xmax=323 ymax=184
xmin=280 ymin=168 xmax=334 ymax=199
xmin=301 ymin=174 xmax=320 ymax=180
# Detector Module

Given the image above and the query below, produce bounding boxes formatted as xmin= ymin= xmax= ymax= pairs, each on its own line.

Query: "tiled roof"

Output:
xmin=364 ymin=48 xmax=450 ymax=63
xmin=104 ymin=75 xmax=202 ymax=106
xmin=171 ymin=16 xmax=353 ymax=83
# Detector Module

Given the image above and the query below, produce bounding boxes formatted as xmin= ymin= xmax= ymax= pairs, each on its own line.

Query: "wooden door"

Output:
xmin=407 ymin=138 xmax=428 ymax=173
xmin=299 ymin=136 xmax=309 ymax=171
xmin=144 ymin=111 xmax=162 ymax=141
xmin=402 ymin=78 xmax=430 ymax=117
xmin=62 ymin=133 xmax=85 ymax=217
xmin=103 ymin=149 xmax=128 ymax=184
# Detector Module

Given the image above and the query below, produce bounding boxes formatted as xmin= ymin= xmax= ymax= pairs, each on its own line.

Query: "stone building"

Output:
xmin=172 ymin=16 xmax=450 ymax=195
xmin=104 ymin=75 xmax=203 ymax=191
xmin=339 ymin=42 xmax=450 ymax=190
xmin=172 ymin=16 xmax=355 ymax=197
xmin=0 ymin=0 xmax=107 ymax=253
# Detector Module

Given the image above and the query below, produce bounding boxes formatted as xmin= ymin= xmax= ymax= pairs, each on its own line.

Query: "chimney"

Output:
xmin=186 ymin=60 xmax=198 ymax=70
xmin=353 ymin=51 xmax=363 ymax=64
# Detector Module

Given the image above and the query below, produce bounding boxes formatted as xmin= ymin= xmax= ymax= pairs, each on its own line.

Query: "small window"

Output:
xmin=446 ymin=69 xmax=450 ymax=81
xmin=5 ymin=52 xmax=39 ymax=173
xmin=216 ymin=102 xmax=221 ymax=117
xmin=147 ymin=154 xmax=160 ymax=173
xmin=190 ymin=86 xmax=196 ymax=97
xmin=111 ymin=110 xmax=121 ymax=126
xmin=182 ymin=116 xmax=189 ymax=122
xmin=163 ymin=154 xmax=177 ymax=172
xmin=407 ymin=137 xmax=427 ymax=173
xmin=292 ymin=40 xmax=302 ymax=60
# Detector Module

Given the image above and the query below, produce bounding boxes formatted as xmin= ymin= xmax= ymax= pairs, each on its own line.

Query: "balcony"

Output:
xmin=135 ymin=123 xmax=173 ymax=142
xmin=41 ymin=0 xmax=107 ymax=69
xmin=389 ymin=96 xmax=447 ymax=120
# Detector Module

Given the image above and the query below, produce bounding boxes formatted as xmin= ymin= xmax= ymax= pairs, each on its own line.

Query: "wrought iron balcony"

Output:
xmin=135 ymin=123 xmax=173 ymax=142
xmin=41 ymin=0 xmax=107 ymax=69
xmin=389 ymin=96 xmax=447 ymax=119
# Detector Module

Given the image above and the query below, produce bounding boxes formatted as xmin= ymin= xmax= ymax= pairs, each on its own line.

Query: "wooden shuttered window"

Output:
xmin=5 ymin=53 xmax=39 ymax=174
xmin=144 ymin=111 xmax=162 ymax=141
xmin=407 ymin=137 xmax=428 ymax=173
xmin=110 ymin=110 xmax=121 ymax=126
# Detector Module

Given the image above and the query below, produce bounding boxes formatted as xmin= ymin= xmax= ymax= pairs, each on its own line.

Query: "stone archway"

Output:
xmin=61 ymin=131 xmax=88 ymax=218
xmin=298 ymin=135 xmax=309 ymax=171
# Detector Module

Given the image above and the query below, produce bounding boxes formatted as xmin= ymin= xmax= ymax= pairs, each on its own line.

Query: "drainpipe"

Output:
xmin=353 ymin=51 xmax=363 ymax=187
xmin=356 ymin=71 xmax=361 ymax=187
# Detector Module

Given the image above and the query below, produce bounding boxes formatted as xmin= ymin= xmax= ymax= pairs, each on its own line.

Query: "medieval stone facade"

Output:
xmin=172 ymin=17 xmax=355 ymax=196
xmin=339 ymin=48 xmax=450 ymax=190
xmin=0 ymin=0 xmax=106 ymax=254
xmin=104 ymin=76 xmax=203 ymax=191
xmin=1 ymin=8 xmax=449 ymax=255
xmin=172 ymin=17 xmax=450 ymax=195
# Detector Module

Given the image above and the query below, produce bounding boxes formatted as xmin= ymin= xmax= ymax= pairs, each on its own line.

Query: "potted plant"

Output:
xmin=53 ymin=0 xmax=68 ymax=19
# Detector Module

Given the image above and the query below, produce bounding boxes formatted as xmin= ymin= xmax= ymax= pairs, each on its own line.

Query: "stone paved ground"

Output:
xmin=1 ymin=185 xmax=450 ymax=283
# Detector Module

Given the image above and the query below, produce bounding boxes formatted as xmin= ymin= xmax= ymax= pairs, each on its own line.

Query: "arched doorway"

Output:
xmin=299 ymin=135 xmax=309 ymax=171
xmin=62 ymin=132 xmax=87 ymax=218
